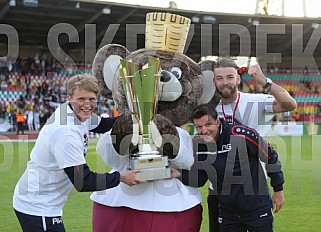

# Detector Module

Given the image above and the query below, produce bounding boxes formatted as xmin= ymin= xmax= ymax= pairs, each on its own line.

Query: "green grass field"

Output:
xmin=1 ymin=135 xmax=321 ymax=231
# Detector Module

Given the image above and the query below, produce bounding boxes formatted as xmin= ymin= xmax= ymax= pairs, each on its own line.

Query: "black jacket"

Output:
xmin=181 ymin=118 xmax=284 ymax=214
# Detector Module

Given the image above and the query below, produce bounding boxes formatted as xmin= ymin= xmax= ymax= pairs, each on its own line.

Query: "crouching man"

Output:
xmin=176 ymin=105 xmax=285 ymax=232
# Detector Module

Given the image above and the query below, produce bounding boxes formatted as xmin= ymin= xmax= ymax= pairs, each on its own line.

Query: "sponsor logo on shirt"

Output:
xmin=221 ymin=144 xmax=232 ymax=152
xmin=83 ymin=133 xmax=88 ymax=155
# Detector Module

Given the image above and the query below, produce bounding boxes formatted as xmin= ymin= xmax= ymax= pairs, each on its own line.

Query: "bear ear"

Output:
xmin=198 ymin=60 xmax=216 ymax=104
xmin=92 ymin=44 xmax=129 ymax=99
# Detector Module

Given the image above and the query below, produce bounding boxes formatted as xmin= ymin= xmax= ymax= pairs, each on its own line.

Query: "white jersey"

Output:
xmin=13 ymin=102 xmax=101 ymax=217
xmin=216 ymin=92 xmax=275 ymax=134
xmin=210 ymin=92 xmax=275 ymax=190
xmin=90 ymin=127 xmax=202 ymax=212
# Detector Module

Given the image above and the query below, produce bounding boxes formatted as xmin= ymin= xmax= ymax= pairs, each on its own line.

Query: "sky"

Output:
xmin=98 ymin=0 xmax=321 ymax=18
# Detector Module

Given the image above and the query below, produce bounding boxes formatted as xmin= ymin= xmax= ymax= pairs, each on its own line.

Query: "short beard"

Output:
xmin=217 ymin=86 xmax=237 ymax=99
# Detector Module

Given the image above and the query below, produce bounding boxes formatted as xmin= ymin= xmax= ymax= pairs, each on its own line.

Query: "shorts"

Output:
xmin=14 ymin=209 xmax=66 ymax=232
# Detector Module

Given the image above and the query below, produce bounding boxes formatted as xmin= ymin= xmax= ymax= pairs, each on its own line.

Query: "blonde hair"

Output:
xmin=66 ymin=74 xmax=99 ymax=96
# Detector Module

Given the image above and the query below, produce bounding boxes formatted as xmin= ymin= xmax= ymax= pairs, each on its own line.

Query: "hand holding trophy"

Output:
xmin=119 ymin=56 xmax=171 ymax=181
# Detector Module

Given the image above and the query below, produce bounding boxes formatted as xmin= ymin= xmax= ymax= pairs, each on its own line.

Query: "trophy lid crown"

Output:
xmin=145 ymin=12 xmax=191 ymax=54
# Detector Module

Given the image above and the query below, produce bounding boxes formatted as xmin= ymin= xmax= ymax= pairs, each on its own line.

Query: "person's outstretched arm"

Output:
xmin=64 ymin=163 xmax=145 ymax=192
xmin=248 ymin=64 xmax=297 ymax=112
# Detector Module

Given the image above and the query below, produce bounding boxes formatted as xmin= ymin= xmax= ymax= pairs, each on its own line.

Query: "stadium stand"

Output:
xmin=0 ymin=56 xmax=119 ymax=133
xmin=241 ymin=73 xmax=321 ymax=122
xmin=1 ymin=66 xmax=321 ymax=122
xmin=1 ymin=0 xmax=321 ymax=132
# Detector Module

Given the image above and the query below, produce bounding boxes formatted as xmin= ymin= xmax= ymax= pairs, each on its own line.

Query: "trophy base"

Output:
xmin=129 ymin=154 xmax=171 ymax=181
xmin=136 ymin=166 xmax=171 ymax=181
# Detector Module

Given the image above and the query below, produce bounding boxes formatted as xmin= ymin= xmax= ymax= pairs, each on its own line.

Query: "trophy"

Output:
xmin=119 ymin=57 xmax=171 ymax=181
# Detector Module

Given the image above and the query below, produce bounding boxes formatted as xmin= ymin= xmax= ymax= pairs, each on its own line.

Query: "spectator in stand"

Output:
xmin=40 ymin=107 xmax=52 ymax=127
xmin=41 ymin=81 xmax=49 ymax=96
xmin=317 ymin=102 xmax=321 ymax=115
xmin=50 ymin=89 xmax=59 ymax=103
xmin=6 ymin=101 xmax=15 ymax=116
xmin=33 ymin=110 xmax=41 ymax=131
xmin=10 ymin=111 xmax=17 ymax=132
xmin=33 ymin=95 xmax=39 ymax=106
xmin=17 ymin=95 xmax=25 ymax=109
xmin=25 ymin=74 xmax=31 ymax=96
xmin=59 ymin=81 xmax=67 ymax=94
xmin=0 ymin=73 xmax=6 ymax=82
xmin=304 ymin=80 xmax=312 ymax=93
xmin=294 ymin=111 xmax=301 ymax=121
xmin=110 ymin=102 xmax=119 ymax=118
xmin=35 ymin=86 xmax=41 ymax=99
xmin=27 ymin=110 xmax=34 ymax=131
xmin=1 ymin=80 xmax=7 ymax=91
xmin=43 ymin=91 xmax=52 ymax=106
xmin=41 ymin=55 xmax=46 ymax=75
xmin=113 ymin=109 xmax=119 ymax=118
xmin=0 ymin=103 xmax=5 ymax=118
xmin=314 ymin=84 xmax=319 ymax=94
xmin=288 ymin=89 xmax=295 ymax=97
xmin=34 ymin=54 xmax=41 ymax=75
xmin=16 ymin=76 xmax=22 ymax=89
xmin=16 ymin=110 xmax=25 ymax=135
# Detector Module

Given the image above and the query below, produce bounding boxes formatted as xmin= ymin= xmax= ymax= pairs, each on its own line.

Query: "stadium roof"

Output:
xmin=1 ymin=0 xmax=321 ymax=68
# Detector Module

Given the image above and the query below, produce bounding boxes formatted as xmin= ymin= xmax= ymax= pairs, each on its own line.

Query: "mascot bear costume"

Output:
xmin=90 ymin=12 xmax=219 ymax=232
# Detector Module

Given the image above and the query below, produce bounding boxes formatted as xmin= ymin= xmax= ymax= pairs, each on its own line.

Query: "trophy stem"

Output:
xmin=138 ymin=134 xmax=158 ymax=155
